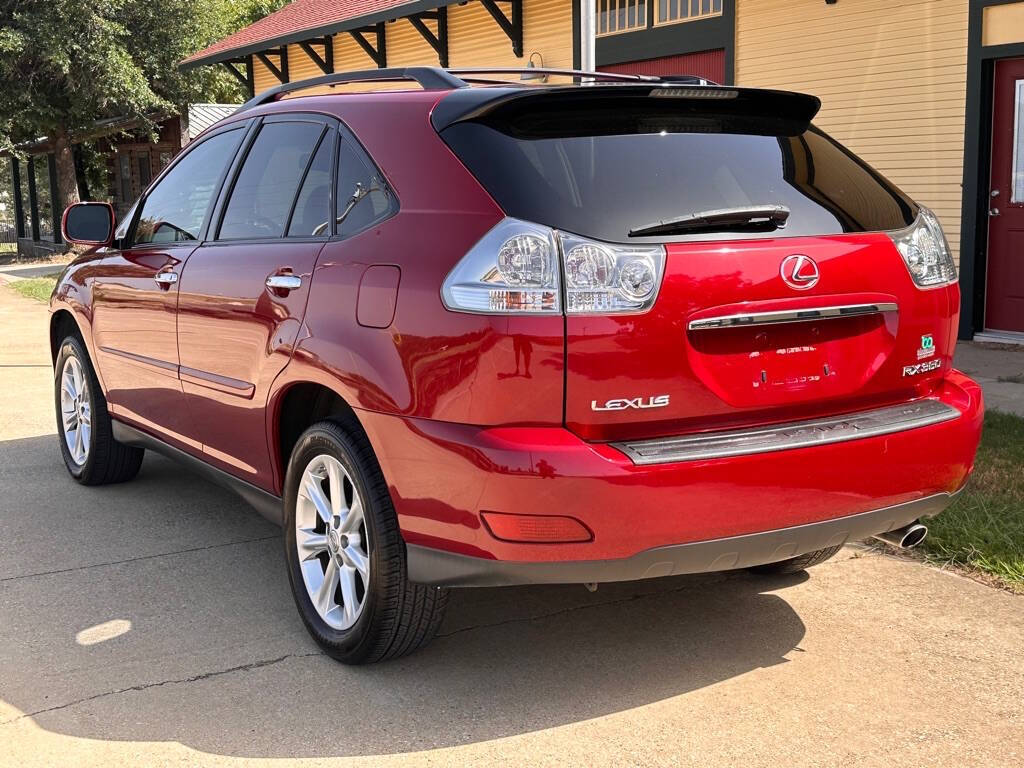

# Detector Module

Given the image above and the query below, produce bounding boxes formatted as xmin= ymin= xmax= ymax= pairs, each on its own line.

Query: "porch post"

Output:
xmin=26 ymin=156 xmax=40 ymax=242
xmin=580 ymin=0 xmax=595 ymax=70
xmin=10 ymin=158 xmax=25 ymax=240
xmin=47 ymin=152 xmax=62 ymax=243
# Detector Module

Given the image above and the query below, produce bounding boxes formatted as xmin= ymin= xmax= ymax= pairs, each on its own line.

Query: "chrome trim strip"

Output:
xmin=98 ymin=346 xmax=178 ymax=374
xmin=613 ymin=399 xmax=960 ymax=466
xmin=179 ymin=365 xmax=255 ymax=398
xmin=687 ymin=302 xmax=898 ymax=331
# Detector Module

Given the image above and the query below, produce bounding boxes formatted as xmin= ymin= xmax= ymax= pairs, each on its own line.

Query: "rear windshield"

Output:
xmin=440 ymin=102 xmax=917 ymax=243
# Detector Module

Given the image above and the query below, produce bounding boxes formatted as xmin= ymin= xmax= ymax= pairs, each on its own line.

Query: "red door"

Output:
xmin=987 ymin=58 xmax=1024 ymax=333
xmin=175 ymin=116 xmax=334 ymax=490
xmin=599 ymin=49 xmax=726 ymax=84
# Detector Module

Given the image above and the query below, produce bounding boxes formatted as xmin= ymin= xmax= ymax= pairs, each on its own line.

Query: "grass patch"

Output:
xmin=8 ymin=275 xmax=57 ymax=303
xmin=921 ymin=410 xmax=1024 ymax=589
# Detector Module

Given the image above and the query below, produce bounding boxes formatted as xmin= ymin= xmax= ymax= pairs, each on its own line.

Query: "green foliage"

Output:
xmin=8 ymin=276 xmax=59 ymax=302
xmin=922 ymin=410 xmax=1024 ymax=589
xmin=0 ymin=160 xmax=12 ymax=228
xmin=0 ymin=0 xmax=287 ymax=154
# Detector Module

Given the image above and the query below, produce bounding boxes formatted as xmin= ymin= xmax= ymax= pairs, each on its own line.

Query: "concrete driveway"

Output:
xmin=0 ymin=286 xmax=1021 ymax=767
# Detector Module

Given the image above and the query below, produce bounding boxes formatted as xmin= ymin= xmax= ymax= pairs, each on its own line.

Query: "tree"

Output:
xmin=0 ymin=0 xmax=285 ymax=208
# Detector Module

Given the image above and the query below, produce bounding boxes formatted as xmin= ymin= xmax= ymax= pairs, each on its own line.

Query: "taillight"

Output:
xmin=441 ymin=218 xmax=666 ymax=315
xmin=887 ymin=207 xmax=957 ymax=288
xmin=441 ymin=219 xmax=561 ymax=314
xmin=560 ymin=232 xmax=665 ymax=313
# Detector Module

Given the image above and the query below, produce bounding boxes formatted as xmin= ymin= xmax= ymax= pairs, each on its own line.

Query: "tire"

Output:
xmin=748 ymin=544 xmax=843 ymax=575
xmin=54 ymin=334 xmax=144 ymax=485
xmin=283 ymin=419 xmax=448 ymax=664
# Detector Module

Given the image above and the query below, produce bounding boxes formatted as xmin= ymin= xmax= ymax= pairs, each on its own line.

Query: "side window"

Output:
xmin=219 ymin=121 xmax=325 ymax=240
xmin=133 ymin=129 xmax=242 ymax=245
xmin=287 ymin=135 xmax=333 ymax=237
xmin=336 ymin=138 xmax=395 ymax=238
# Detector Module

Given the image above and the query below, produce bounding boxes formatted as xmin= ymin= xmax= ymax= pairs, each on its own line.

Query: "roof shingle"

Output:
xmin=182 ymin=0 xmax=419 ymax=67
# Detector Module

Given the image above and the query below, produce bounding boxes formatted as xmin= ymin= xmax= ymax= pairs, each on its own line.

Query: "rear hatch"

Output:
xmin=438 ymin=85 xmax=957 ymax=442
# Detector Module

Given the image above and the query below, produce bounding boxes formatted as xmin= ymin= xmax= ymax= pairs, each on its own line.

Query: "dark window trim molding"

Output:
xmin=959 ymin=0 xmax=1024 ymax=339
xmin=594 ymin=0 xmax=735 ymax=84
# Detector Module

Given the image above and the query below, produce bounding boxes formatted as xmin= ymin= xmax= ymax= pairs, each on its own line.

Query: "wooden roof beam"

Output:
xmin=408 ymin=8 xmax=449 ymax=68
xmin=478 ymin=0 xmax=522 ymax=58
xmin=349 ymin=23 xmax=387 ymax=68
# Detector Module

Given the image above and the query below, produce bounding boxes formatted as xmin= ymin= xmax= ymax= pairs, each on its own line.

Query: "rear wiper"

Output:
xmin=628 ymin=205 xmax=790 ymax=237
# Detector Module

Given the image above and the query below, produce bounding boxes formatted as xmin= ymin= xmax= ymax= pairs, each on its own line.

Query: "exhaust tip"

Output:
xmin=900 ymin=523 xmax=927 ymax=549
xmin=872 ymin=521 xmax=928 ymax=550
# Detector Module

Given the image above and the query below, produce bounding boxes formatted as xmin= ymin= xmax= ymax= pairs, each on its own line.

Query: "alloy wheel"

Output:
xmin=295 ymin=454 xmax=371 ymax=630
xmin=60 ymin=355 xmax=91 ymax=466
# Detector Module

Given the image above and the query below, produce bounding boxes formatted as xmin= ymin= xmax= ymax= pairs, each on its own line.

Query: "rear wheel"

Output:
xmin=748 ymin=545 xmax=843 ymax=575
xmin=54 ymin=334 xmax=144 ymax=485
xmin=283 ymin=419 xmax=448 ymax=664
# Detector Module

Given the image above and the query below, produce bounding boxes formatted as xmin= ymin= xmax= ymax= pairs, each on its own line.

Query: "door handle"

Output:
xmin=154 ymin=271 xmax=178 ymax=287
xmin=266 ymin=274 xmax=302 ymax=292
xmin=990 ymin=208 xmax=1001 ymax=217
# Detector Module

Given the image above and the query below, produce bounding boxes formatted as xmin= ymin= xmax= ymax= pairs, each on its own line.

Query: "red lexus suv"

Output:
xmin=53 ymin=68 xmax=983 ymax=664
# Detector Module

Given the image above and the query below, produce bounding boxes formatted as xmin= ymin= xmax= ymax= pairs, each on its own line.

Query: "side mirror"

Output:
xmin=62 ymin=202 xmax=115 ymax=246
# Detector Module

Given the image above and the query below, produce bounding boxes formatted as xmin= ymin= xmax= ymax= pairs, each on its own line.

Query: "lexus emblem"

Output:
xmin=780 ymin=254 xmax=820 ymax=290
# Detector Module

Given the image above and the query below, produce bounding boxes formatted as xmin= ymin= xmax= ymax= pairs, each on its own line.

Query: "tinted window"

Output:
xmin=336 ymin=139 xmax=395 ymax=238
xmin=134 ymin=129 xmax=242 ymax=245
xmin=287 ymin=134 xmax=333 ymax=237
xmin=220 ymin=122 xmax=325 ymax=239
xmin=441 ymin=108 xmax=917 ymax=243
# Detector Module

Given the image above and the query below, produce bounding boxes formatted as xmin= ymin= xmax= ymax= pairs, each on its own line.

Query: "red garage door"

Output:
xmin=599 ymin=49 xmax=725 ymax=84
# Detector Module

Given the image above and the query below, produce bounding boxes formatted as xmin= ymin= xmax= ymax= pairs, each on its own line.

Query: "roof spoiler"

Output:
xmin=430 ymin=85 xmax=822 ymax=134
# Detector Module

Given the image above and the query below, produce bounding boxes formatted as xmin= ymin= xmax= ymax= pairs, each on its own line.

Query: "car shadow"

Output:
xmin=0 ymin=434 xmax=808 ymax=759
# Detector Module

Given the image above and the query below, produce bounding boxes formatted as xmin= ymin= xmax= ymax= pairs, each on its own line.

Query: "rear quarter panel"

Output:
xmin=268 ymin=93 xmax=565 ymax=488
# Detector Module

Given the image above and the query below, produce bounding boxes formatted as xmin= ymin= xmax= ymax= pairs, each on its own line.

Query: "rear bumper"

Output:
xmin=356 ymin=371 xmax=983 ymax=586
xmin=407 ymin=489 xmax=960 ymax=586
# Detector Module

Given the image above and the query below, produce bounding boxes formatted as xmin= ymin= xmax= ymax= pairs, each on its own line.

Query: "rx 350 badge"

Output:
xmin=903 ymin=359 xmax=941 ymax=377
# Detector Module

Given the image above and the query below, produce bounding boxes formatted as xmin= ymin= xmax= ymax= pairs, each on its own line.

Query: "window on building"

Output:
xmin=656 ymin=0 xmax=723 ymax=26
xmin=597 ymin=0 xmax=647 ymax=37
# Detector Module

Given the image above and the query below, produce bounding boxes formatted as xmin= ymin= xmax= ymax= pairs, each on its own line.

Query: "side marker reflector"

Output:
xmin=481 ymin=511 xmax=593 ymax=543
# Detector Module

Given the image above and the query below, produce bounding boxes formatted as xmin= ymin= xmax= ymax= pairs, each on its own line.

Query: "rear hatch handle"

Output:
xmin=688 ymin=301 xmax=898 ymax=331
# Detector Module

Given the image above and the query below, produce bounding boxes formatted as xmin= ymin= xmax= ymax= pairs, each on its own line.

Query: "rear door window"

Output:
xmin=219 ymin=121 xmax=325 ymax=240
xmin=287 ymin=135 xmax=333 ymax=237
xmin=440 ymin=99 xmax=917 ymax=243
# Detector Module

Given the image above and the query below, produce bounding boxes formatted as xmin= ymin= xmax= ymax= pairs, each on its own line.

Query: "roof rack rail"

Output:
xmin=236 ymin=66 xmax=716 ymax=113
xmin=237 ymin=67 xmax=468 ymax=112
xmin=448 ymin=67 xmax=712 ymax=85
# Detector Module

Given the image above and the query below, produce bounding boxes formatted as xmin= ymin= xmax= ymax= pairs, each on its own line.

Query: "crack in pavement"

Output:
xmin=1 ymin=576 xmax=741 ymax=724
xmin=0 ymin=534 xmax=280 ymax=583
xmin=0 ymin=557 xmax=799 ymax=725
xmin=0 ymin=651 xmax=326 ymax=726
